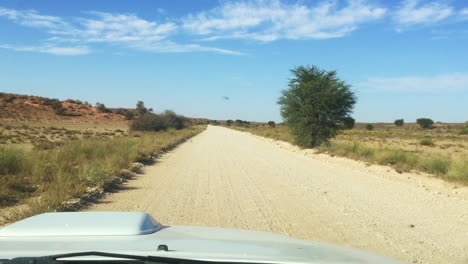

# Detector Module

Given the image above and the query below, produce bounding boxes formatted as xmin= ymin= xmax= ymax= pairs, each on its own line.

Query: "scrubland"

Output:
xmin=0 ymin=122 xmax=204 ymax=224
xmin=230 ymin=123 xmax=468 ymax=184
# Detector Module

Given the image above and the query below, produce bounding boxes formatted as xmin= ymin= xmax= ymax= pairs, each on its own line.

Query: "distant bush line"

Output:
xmin=130 ymin=110 xmax=188 ymax=132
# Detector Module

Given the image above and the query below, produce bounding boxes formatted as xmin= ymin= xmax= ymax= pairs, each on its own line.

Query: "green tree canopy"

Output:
xmin=277 ymin=65 xmax=356 ymax=147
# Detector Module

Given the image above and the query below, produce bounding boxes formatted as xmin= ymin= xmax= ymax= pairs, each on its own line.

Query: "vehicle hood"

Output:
xmin=0 ymin=212 xmax=404 ymax=263
xmin=0 ymin=225 xmax=405 ymax=263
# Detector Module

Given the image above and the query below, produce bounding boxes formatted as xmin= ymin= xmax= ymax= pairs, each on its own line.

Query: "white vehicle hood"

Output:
xmin=0 ymin=212 xmax=405 ymax=264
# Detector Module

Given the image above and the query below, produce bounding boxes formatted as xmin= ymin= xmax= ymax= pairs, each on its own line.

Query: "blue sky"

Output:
xmin=0 ymin=0 xmax=467 ymax=122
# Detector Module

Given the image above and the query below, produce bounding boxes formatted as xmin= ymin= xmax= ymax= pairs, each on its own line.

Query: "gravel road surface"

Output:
xmin=88 ymin=126 xmax=468 ymax=264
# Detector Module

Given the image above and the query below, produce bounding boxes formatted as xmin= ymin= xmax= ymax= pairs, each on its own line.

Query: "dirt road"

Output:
xmin=88 ymin=126 xmax=468 ymax=264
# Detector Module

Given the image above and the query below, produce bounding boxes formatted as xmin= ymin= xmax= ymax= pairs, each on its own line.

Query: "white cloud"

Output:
xmin=76 ymin=11 xmax=177 ymax=43
xmin=358 ymin=73 xmax=468 ymax=92
xmin=0 ymin=44 xmax=91 ymax=55
xmin=0 ymin=7 xmax=71 ymax=31
xmin=394 ymin=0 xmax=453 ymax=26
xmin=0 ymin=7 xmax=241 ymax=55
xmin=182 ymin=0 xmax=387 ymax=41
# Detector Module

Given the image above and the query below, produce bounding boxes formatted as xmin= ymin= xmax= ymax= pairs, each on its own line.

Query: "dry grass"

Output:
xmin=0 ymin=125 xmax=205 ymax=221
xmin=227 ymin=123 xmax=468 ymax=184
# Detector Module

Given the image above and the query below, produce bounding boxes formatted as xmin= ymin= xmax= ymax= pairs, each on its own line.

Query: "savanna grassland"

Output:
xmin=0 ymin=93 xmax=205 ymax=225
xmin=229 ymin=122 xmax=468 ymax=184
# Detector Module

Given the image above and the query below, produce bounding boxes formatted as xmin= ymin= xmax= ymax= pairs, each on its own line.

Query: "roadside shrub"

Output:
xmin=130 ymin=111 xmax=187 ymax=131
xmin=278 ymin=65 xmax=356 ymax=147
xmin=162 ymin=110 xmax=186 ymax=130
xmin=366 ymin=124 xmax=374 ymax=130
xmin=268 ymin=121 xmax=276 ymax=128
xmin=464 ymin=121 xmax=468 ymax=128
xmin=420 ymin=138 xmax=434 ymax=146
xmin=420 ymin=157 xmax=451 ymax=175
xmin=130 ymin=113 xmax=167 ymax=131
xmin=458 ymin=128 xmax=468 ymax=135
xmin=226 ymin=120 xmax=233 ymax=126
xmin=416 ymin=118 xmax=434 ymax=129
xmin=342 ymin=117 xmax=355 ymax=129
xmin=394 ymin=119 xmax=404 ymax=127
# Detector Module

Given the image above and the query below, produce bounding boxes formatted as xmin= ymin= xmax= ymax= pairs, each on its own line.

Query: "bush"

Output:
xmin=130 ymin=111 xmax=187 ymax=131
xmin=366 ymin=124 xmax=374 ymax=130
xmin=162 ymin=110 xmax=186 ymax=130
xmin=235 ymin=120 xmax=250 ymax=127
xmin=226 ymin=120 xmax=233 ymax=126
xmin=464 ymin=121 xmax=468 ymax=128
xmin=3 ymin=94 xmax=17 ymax=103
xmin=136 ymin=101 xmax=148 ymax=116
xmin=416 ymin=118 xmax=434 ymax=129
xmin=123 ymin=110 xmax=135 ymax=120
xmin=457 ymin=128 xmax=468 ymax=135
xmin=420 ymin=138 xmax=434 ymax=146
xmin=342 ymin=117 xmax=355 ymax=129
xmin=96 ymin=103 xmax=111 ymax=113
xmin=394 ymin=119 xmax=404 ymax=127
xmin=44 ymin=98 xmax=66 ymax=115
xmin=116 ymin=108 xmax=135 ymax=120
xmin=130 ymin=113 xmax=167 ymax=131
xmin=268 ymin=121 xmax=276 ymax=128
xmin=277 ymin=65 xmax=356 ymax=147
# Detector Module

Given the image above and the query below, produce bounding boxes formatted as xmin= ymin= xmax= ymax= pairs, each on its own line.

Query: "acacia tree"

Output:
xmin=277 ymin=65 xmax=356 ymax=147
xmin=416 ymin=118 xmax=434 ymax=129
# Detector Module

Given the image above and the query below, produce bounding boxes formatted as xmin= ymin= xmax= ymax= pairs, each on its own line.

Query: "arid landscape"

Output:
xmin=1 ymin=93 xmax=468 ymax=264
xmin=231 ymin=122 xmax=468 ymax=184
xmin=2 ymin=1 xmax=468 ymax=263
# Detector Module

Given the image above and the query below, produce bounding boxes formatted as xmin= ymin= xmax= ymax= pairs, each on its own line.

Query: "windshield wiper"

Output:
xmin=0 ymin=251 xmax=265 ymax=264
xmin=0 ymin=251 xmax=188 ymax=264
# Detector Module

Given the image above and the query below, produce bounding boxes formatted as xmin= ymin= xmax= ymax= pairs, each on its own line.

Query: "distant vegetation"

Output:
xmin=394 ymin=119 xmax=404 ymax=127
xmin=277 ymin=65 xmax=356 ymax=147
xmin=228 ymin=122 xmax=468 ymax=184
xmin=43 ymin=98 xmax=66 ymax=115
xmin=130 ymin=101 xmax=187 ymax=132
xmin=366 ymin=124 xmax=374 ymax=130
xmin=95 ymin=103 xmax=111 ymax=113
xmin=417 ymin=118 xmax=434 ymax=129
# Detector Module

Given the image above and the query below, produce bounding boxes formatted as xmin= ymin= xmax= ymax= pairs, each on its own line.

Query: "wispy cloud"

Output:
xmin=0 ymin=7 xmax=70 ymax=30
xmin=1 ymin=1 xmax=467 ymax=56
xmin=0 ymin=44 xmax=91 ymax=55
xmin=394 ymin=0 xmax=453 ymax=26
xmin=183 ymin=0 xmax=387 ymax=41
xmin=358 ymin=73 xmax=468 ymax=92
xmin=0 ymin=7 xmax=241 ymax=55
